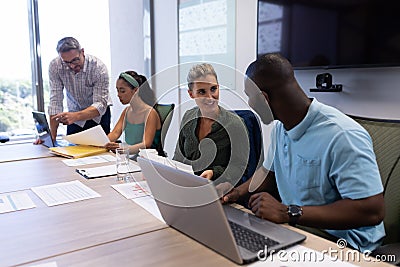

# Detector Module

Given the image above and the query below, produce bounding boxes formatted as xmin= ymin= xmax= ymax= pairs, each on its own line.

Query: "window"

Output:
xmin=39 ymin=0 xmax=111 ymax=137
xmin=257 ymin=2 xmax=284 ymax=55
xmin=0 ymin=1 xmax=35 ymax=138
xmin=0 ymin=0 xmax=111 ymax=141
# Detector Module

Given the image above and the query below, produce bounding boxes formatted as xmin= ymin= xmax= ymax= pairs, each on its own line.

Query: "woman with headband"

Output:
xmin=105 ymin=71 xmax=162 ymax=155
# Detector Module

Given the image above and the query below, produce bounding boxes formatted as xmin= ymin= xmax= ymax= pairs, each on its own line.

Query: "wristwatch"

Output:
xmin=287 ymin=205 xmax=303 ymax=226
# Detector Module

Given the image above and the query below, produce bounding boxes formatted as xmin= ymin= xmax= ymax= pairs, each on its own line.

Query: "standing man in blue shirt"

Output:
xmin=48 ymin=37 xmax=111 ymax=140
xmin=222 ymin=53 xmax=385 ymax=252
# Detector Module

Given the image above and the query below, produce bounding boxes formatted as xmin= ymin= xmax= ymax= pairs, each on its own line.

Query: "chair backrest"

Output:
xmin=233 ymin=110 xmax=264 ymax=185
xmin=383 ymin=155 xmax=400 ymax=244
xmin=154 ymin=103 xmax=175 ymax=157
xmin=353 ymin=116 xmax=400 ymax=245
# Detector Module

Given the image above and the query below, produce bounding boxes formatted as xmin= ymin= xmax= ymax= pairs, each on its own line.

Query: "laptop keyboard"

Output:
xmin=229 ymin=220 xmax=280 ymax=253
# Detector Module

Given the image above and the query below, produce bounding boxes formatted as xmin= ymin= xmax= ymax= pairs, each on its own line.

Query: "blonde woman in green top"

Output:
xmin=105 ymin=71 xmax=161 ymax=155
xmin=173 ymin=63 xmax=249 ymax=185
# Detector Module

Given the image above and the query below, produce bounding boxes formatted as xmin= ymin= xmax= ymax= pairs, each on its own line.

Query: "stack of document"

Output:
xmin=49 ymin=125 xmax=110 ymax=158
xmin=49 ymin=145 xmax=108 ymax=159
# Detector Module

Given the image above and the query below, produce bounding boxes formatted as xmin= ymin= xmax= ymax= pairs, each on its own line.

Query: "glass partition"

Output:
xmin=178 ymin=0 xmax=236 ymax=90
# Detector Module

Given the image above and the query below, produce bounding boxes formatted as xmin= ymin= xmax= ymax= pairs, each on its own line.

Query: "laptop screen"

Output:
xmin=32 ymin=111 xmax=55 ymax=147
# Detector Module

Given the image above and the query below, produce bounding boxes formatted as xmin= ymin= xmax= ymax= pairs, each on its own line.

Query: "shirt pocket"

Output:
xmin=295 ymin=155 xmax=321 ymax=189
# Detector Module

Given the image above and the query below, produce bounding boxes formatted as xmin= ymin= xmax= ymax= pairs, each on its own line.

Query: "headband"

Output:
xmin=119 ymin=72 xmax=139 ymax=88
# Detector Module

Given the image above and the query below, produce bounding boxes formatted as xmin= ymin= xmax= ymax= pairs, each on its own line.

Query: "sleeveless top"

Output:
xmin=124 ymin=119 xmax=161 ymax=150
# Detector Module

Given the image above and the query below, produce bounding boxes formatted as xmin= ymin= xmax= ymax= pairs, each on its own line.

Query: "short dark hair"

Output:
xmin=56 ymin=37 xmax=81 ymax=53
xmin=246 ymin=53 xmax=294 ymax=90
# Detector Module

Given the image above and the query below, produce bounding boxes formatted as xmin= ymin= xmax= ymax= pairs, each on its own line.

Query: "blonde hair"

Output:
xmin=187 ymin=63 xmax=218 ymax=90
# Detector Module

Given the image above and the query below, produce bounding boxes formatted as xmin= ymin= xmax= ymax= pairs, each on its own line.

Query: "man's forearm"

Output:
xmin=298 ymin=194 xmax=384 ymax=229
xmin=76 ymin=106 xmax=100 ymax=121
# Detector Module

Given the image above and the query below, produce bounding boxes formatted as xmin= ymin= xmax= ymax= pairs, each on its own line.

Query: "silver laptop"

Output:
xmin=137 ymin=157 xmax=306 ymax=264
xmin=32 ymin=111 xmax=71 ymax=147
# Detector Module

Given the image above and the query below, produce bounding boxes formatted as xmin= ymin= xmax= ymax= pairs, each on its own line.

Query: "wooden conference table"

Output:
xmin=0 ymin=142 xmax=393 ymax=267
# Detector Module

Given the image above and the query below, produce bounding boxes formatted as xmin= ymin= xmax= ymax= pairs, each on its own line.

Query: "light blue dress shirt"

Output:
xmin=265 ymin=98 xmax=385 ymax=252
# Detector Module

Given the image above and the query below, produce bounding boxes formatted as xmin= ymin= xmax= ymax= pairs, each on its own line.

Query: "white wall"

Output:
xmin=152 ymin=0 xmax=180 ymax=156
xmin=108 ymin=0 xmax=145 ymax=128
xmin=296 ymin=67 xmax=400 ymax=121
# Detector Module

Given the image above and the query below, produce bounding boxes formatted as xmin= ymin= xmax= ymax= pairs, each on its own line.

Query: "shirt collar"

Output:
xmin=286 ymin=98 xmax=321 ymax=141
xmin=81 ymin=55 xmax=88 ymax=73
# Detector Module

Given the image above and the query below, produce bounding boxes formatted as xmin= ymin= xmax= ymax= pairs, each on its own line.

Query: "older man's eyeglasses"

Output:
xmin=62 ymin=53 xmax=81 ymax=65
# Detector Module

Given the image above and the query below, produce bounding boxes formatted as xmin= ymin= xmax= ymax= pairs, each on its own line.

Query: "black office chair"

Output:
xmin=154 ymin=103 xmax=175 ymax=157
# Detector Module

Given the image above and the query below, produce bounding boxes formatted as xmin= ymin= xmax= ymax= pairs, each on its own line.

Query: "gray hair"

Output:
xmin=56 ymin=37 xmax=81 ymax=53
xmin=187 ymin=63 xmax=218 ymax=90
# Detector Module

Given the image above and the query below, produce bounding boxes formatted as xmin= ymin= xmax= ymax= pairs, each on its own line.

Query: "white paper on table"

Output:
xmin=111 ymin=180 xmax=152 ymax=199
xmin=31 ymin=180 xmax=101 ymax=207
xmin=0 ymin=192 xmax=36 ymax=214
xmin=62 ymin=125 xmax=109 ymax=146
xmin=62 ymin=154 xmax=115 ymax=167
xmin=132 ymin=195 xmax=165 ymax=223
xmin=141 ymin=153 xmax=194 ymax=174
xmin=138 ymin=149 xmax=159 ymax=158
xmin=116 ymin=162 xmax=141 ymax=174
xmin=249 ymin=244 xmax=359 ymax=267
xmin=26 ymin=261 xmax=58 ymax=267
xmin=76 ymin=162 xmax=141 ymax=179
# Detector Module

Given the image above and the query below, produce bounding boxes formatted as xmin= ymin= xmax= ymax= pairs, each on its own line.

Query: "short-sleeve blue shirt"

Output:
xmin=265 ymin=98 xmax=385 ymax=252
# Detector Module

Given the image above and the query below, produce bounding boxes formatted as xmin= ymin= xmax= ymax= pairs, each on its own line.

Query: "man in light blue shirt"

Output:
xmin=223 ymin=53 xmax=385 ymax=252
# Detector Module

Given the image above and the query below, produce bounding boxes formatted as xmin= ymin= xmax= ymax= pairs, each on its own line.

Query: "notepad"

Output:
xmin=49 ymin=145 xmax=108 ymax=159
xmin=76 ymin=163 xmax=141 ymax=179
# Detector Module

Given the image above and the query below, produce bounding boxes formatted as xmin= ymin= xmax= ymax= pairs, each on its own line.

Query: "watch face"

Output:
xmin=288 ymin=205 xmax=302 ymax=226
xmin=288 ymin=205 xmax=302 ymax=216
